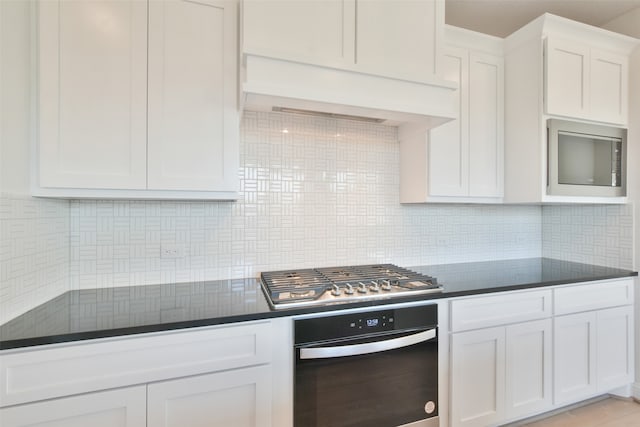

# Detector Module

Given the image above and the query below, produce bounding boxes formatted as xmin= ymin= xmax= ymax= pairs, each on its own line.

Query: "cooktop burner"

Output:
xmin=260 ymin=264 xmax=442 ymax=309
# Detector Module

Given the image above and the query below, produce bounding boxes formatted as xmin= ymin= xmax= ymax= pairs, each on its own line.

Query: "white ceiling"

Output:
xmin=445 ymin=0 xmax=640 ymax=37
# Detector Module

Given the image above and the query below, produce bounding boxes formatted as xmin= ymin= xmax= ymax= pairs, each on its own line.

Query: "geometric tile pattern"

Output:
xmin=69 ymin=111 xmax=543 ymax=290
xmin=0 ymin=193 xmax=69 ymax=324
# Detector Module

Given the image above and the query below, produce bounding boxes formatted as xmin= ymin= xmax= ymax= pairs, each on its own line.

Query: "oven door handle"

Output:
xmin=299 ymin=328 xmax=436 ymax=360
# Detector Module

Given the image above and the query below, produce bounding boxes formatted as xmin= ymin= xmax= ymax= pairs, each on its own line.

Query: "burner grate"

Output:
xmin=260 ymin=264 xmax=438 ymax=305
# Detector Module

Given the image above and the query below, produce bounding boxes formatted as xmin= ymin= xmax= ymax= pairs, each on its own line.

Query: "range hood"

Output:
xmin=241 ymin=54 xmax=458 ymax=130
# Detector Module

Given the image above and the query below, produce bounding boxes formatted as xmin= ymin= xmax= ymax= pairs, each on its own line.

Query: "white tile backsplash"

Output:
xmin=542 ymin=204 xmax=634 ymax=269
xmin=68 ymin=111 xmax=542 ymax=289
xmin=0 ymin=193 xmax=69 ymax=323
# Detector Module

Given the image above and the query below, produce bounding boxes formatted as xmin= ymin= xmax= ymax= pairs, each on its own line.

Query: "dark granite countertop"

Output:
xmin=1 ymin=258 xmax=636 ymax=350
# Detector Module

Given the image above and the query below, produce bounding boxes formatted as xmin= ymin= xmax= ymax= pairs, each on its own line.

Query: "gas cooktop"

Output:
xmin=260 ymin=264 xmax=442 ymax=309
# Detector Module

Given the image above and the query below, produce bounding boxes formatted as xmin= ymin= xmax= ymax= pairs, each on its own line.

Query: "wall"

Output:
xmin=68 ymin=111 xmax=542 ymax=290
xmin=0 ymin=1 xmax=70 ymax=324
xmin=541 ymin=204 xmax=633 ymax=269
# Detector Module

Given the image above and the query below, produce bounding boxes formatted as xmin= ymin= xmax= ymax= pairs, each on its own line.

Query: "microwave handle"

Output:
xmin=299 ymin=328 xmax=436 ymax=360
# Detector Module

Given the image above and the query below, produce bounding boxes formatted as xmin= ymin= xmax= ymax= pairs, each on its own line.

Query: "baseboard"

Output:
xmin=632 ymin=382 xmax=640 ymax=400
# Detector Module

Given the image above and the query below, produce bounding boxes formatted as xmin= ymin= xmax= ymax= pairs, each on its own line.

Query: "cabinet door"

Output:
xmin=147 ymin=366 xmax=272 ymax=427
xmin=545 ymin=38 xmax=589 ymax=120
xmin=597 ymin=306 xmax=633 ymax=392
xmin=553 ymin=312 xmax=597 ymax=405
xmin=505 ymin=319 xmax=552 ymax=420
xmin=451 ymin=327 xmax=505 ymax=427
xmin=0 ymin=386 xmax=146 ymax=427
xmin=428 ymin=47 xmax=468 ymax=197
xmin=468 ymin=52 xmax=504 ymax=197
xmin=147 ymin=0 xmax=239 ymax=192
xmin=590 ymin=49 xmax=628 ymax=125
xmin=38 ymin=0 xmax=147 ymax=189
xmin=356 ymin=0 xmax=439 ymax=81
xmin=242 ymin=0 xmax=355 ymax=68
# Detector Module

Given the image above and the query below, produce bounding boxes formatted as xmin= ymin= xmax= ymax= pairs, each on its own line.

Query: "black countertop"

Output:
xmin=1 ymin=258 xmax=636 ymax=350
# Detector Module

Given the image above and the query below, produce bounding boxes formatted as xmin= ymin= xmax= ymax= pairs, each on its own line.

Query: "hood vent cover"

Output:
xmin=242 ymin=55 xmax=458 ymax=129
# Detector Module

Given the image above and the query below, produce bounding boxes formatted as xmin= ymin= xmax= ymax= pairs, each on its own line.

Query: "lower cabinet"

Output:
xmin=147 ymin=366 xmax=273 ymax=427
xmin=0 ymin=386 xmax=146 ymax=427
xmin=554 ymin=305 xmax=633 ymax=405
xmin=450 ymin=319 xmax=551 ymax=427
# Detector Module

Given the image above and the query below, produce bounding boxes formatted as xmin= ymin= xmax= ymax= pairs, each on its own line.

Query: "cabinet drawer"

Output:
xmin=0 ymin=321 xmax=272 ymax=407
xmin=554 ymin=278 xmax=634 ymax=315
xmin=451 ymin=290 xmax=552 ymax=332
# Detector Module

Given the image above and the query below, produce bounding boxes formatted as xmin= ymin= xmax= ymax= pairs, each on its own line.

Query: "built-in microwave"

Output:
xmin=547 ymin=119 xmax=627 ymax=197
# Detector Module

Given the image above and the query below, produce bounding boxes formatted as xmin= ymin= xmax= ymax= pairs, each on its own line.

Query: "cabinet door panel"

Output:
xmin=505 ymin=319 xmax=552 ymax=420
xmin=242 ymin=0 xmax=355 ymax=67
xmin=590 ymin=49 xmax=628 ymax=125
xmin=545 ymin=38 xmax=589 ymax=119
xmin=147 ymin=0 xmax=238 ymax=191
xmin=147 ymin=366 xmax=272 ymax=427
xmin=429 ymin=47 xmax=468 ymax=197
xmin=356 ymin=0 xmax=438 ymax=81
xmin=468 ymin=52 xmax=503 ymax=197
xmin=451 ymin=327 xmax=505 ymax=427
xmin=38 ymin=0 xmax=147 ymax=189
xmin=597 ymin=306 xmax=633 ymax=391
xmin=0 ymin=386 xmax=145 ymax=427
xmin=553 ymin=312 xmax=597 ymax=405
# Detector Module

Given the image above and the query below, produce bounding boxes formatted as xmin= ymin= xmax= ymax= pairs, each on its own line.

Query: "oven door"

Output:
xmin=294 ymin=328 xmax=438 ymax=427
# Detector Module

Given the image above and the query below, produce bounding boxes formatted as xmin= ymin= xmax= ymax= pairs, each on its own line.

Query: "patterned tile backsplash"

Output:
xmin=0 ymin=194 xmax=69 ymax=324
xmin=542 ymin=204 xmax=634 ymax=269
xmin=68 ymin=111 xmax=542 ymax=290
xmin=1 ymin=111 xmax=635 ymax=323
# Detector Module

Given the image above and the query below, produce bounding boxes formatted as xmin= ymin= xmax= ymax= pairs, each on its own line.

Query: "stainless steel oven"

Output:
xmin=294 ymin=304 xmax=438 ymax=427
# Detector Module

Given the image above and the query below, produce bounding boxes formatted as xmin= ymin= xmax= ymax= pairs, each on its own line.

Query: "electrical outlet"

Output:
xmin=161 ymin=244 xmax=185 ymax=259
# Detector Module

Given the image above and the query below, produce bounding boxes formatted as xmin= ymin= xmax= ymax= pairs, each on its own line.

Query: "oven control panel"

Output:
xmin=294 ymin=304 xmax=437 ymax=345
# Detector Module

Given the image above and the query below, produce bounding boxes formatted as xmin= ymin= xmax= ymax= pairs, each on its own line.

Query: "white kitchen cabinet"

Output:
xmin=503 ymin=14 xmax=637 ymax=204
xmin=554 ymin=306 xmax=634 ymax=405
xmin=553 ymin=311 xmax=598 ymax=404
xmin=147 ymin=366 xmax=272 ymax=427
xmin=242 ymin=0 xmax=439 ymax=83
xmin=37 ymin=0 xmax=148 ymax=190
xmin=545 ymin=37 xmax=628 ymax=125
xmin=0 ymin=319 xmax=293 ymax=427
xmin=0 ymin=386 xmax=146 ymax=427
xmin=35 ymin=0 xmax=239 ymax=200
xmin=505 ymin=319 xmax=552 ymax=420
xmin=450 ymin=319 xmax=552 ymax=427
xmin=401 ymin=26 xmax=503 ymax=203
xmin=451 ymin=326 xmax=505 ymax=427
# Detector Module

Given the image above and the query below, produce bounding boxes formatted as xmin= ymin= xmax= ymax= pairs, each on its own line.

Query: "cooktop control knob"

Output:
xmin=344 ymin=283 xmax=355 ymax=294
xmin=381 ymin=280 xmax=392 ymax=291
xmin=357 ymin=282 xmax=368 ymax=293
xmin=331 ymin=284 xmax=341 ymax=296
xmin=369 ymin=281 xmax=380 ymax=292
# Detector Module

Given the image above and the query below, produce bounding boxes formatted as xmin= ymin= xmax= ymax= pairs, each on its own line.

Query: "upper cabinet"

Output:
xmin=545 ymin=37 xmax=628 ymax=125
xmin=240 ymin=0 xmax=458 ymax=129
xmin=503 ymin=13 xmax=638 ymax=204
xmin=400 ymin=26 xmax=504 ymax=203
xmin=242 ymin=0 xmax=437 ymax=83
xmin=35 ymin=0 xmax=239 ymax=200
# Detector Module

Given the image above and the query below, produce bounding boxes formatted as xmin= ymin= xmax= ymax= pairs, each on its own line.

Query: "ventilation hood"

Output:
xmin=241 ymin=54 xmax=459 ymax=130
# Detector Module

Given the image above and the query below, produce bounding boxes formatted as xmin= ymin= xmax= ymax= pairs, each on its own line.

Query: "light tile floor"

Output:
xmin=516 ymin=398 xmax=640 ymax=427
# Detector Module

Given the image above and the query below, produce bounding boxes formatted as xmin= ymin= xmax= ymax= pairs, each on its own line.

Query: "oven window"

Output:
xmin=295 ymin=335 xmax=437 ymax=427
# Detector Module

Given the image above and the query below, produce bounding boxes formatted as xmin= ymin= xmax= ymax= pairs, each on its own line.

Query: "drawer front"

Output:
xmin=451 ymin=290 xmax=552 ymax=332
xmin=554 ymin=278 xmax=634 ymax=316
xmin=0 ymin=321 xmax=272 ymax=407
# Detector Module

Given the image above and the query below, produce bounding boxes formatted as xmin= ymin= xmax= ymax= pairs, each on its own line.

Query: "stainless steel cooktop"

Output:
xmin=260 ymin=264 xmax=442 ymax=309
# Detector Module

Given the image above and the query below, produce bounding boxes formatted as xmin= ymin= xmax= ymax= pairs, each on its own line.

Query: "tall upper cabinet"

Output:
xmin=400 ymin=26 xmax=504 ymax=203
xmin=503 ymin=14 xmax=638 ymax=204
xmin=35 ymin=0 xmax=239 ymax=200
